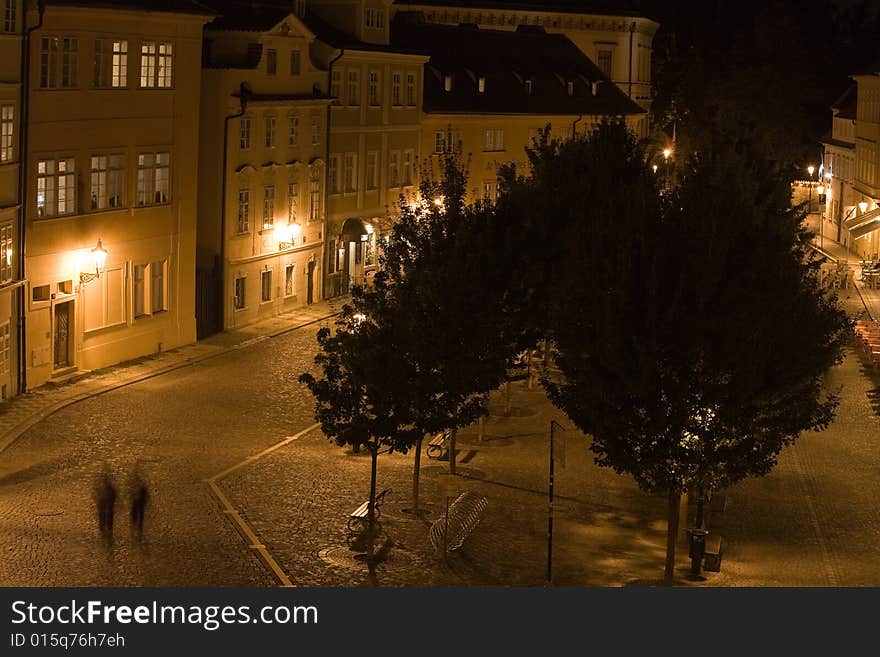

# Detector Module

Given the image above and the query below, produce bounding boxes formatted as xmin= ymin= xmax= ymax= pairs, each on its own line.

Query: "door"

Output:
xmin=53 ymin=302 xmax=71 ymax=369
xmin=307 ymin=260 xmax=315 ymax=305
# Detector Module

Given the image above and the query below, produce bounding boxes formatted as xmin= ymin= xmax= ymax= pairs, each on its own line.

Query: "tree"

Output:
xmin=511 ymin=122 xmax=850 ymax=584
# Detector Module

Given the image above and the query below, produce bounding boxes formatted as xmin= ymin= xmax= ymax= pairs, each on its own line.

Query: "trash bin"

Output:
xmin=687 ymin=528 xmax=708 ymax=560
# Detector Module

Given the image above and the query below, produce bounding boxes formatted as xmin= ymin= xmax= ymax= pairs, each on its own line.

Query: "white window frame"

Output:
xmin=288 ymin=112 xmax=299 ymax=147
xmin=140 ymin=41 xmax=173 ymax=88
xmin=3 ymin=0 xmax=15 ymax=33
xmin=287 ymin=181 xmax=298 ymax=222
xmin=368 ymin=70 xmax=380 ymax=107
xmin=284 ymin=264 xmax=295 ymax=297
xmin=234 ymin=276 xmax=246 ymax=310
xmin=311 ymin=114 xmax=321 ymax=147
xmin=40 ymin=36 xmax=78 ymax=89
xmin=331 ymin=69 xmax=342 ymax=100
xmin=36 ymin=157 xmax=76 ymax=218
xmin=262 ymin=185 xmax=275 ymax=229
xmin=261 ymin=269 xmax=272 ymax=303
xmin=240 ymin=116 xmax=252 ymax=150
xmin=347 ymin=69 xmax=360 ymax=106
xmin=0 ymin=104 xmax=13 ymax=162
xmin=328 ymin=154 xmax=341 ymax=195
xmin=391 ymin=71 xmax=402 ymax=107
xmin=237 ymin=189 xmax=250 ymax=234
xmin=266 ymin=48 xmax=277 ymax=76
xmin=94 ymin=38 xmax=128 ymax=88
xmin=0 ymin=223 xmax=13 ymax=284
xmin=265 ymin=114 xmax=276 ymax=148
xmin=309 ymin=166 xmax=322 ymax=222
xmin=136 ymin=152 xmax=170 ymax=206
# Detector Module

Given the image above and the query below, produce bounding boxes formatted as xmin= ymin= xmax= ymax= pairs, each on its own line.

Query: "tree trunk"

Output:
xmin=412 ymin=436 xmax=423 ymax=512
xmin=368 ymin=445 xmax=379 ymax=526
xmin=448 ymin=429 xmax=457 ymax=475
xmin=664 ymin=487 xmax=681 ymax=586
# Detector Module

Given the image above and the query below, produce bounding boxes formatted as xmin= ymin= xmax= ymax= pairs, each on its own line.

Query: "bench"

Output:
xmin=703 ymin=535 xmax=723 ymax=572
xmin=347 ymin=488 xmax=391 ymax=533
xmin=426 ymin=431 xmax=450 ymax=460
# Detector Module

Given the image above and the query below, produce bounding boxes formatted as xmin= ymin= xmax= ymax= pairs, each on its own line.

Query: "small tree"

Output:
xmin=511 ymin=122 xmax=850 ymax=584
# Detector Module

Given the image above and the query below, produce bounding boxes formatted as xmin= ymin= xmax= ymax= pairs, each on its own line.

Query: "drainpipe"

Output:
xmin=15 ymin=0 xmax=45 ymax=394
xmin=220 ymin=83 xmax=250 ymax=332
xmin=628 ymin=21 xmax=636 ymax=101
xmin=324 ymin=48 xmax=344 ymax=299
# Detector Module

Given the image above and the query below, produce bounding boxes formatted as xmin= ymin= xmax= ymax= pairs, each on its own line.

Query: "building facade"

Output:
xmin=198 ymin=1 xmax=331 ymax=335
xmin=393 ymin=1 xmax=659 ymax=138
xmin=820 ymin=85 xmax=857 ymax=247
xmin=23 ymin=0 xmax=209 ymax=389
xmin=392 ymin=20 xmax=646 ymax=207
xmin=308 ymin=0 xmax=428 ymax=298
xmin=0 ymin=0 xmax=23 ymax=401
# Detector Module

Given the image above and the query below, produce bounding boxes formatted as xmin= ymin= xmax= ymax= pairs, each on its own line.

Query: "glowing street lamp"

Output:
xmin=80 ymin=239 xmax=107 ymax=284
xmin=859 ymin=201 xmax=869 ymax=214
xmin=277 ymin=221 xmax=301 ymax=250
xmin=663 ymin=148 xmax=672 ymax=160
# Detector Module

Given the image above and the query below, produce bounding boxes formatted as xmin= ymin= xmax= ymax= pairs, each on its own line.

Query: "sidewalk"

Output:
xmin=811 ymin=237 xmax=880 ymax=320
xmin=0 ymin=297 xmax=345 ymax=454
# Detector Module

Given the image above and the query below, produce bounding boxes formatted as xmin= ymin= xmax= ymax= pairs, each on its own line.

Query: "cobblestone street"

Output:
xmin=0 ymin=284 xmax=879 ymax=587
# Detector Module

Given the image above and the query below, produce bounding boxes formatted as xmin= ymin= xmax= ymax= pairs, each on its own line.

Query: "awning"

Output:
xmin=844 ymin=207 xmax=880 ymax=240
xmin=339 ymin=218 xmax=369 ymax=242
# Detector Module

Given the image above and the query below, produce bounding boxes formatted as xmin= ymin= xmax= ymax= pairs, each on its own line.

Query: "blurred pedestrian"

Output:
xmin=94 ymin=470 xmax=117 ymax=537
xmin=129 ymin=474 xmax=149 ymax=537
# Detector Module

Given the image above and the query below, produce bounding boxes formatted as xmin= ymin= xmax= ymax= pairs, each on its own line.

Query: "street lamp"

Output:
xmin=277 ymin=221 xmax=301 ymax=250
xmin=859 ymin=201 xmax=869 ymax=214
xmin=79 ymin=239 xmax=107 ymax=284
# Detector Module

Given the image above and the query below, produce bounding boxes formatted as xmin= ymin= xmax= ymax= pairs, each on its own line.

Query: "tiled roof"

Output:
xmin=45 ymin=0 xmax=217 ymax=15
xmin=392 ymin=0 xmax=643 ymax=17
xmin=391 ymin=22 xmax=645 ymax=116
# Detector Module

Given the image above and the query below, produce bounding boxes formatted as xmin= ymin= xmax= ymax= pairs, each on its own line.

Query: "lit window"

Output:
xmin=136 ymin=152 xmax=170 ymax=206
xmin=0 ymin=105 xmax=13 ymax=162
xmin=478 ymin=76 xmax=486 ymax=93
xmin=237 ymin=189 xmax=249 ymax=234
xmin=36 ymin=158 xmax=76 ymax=218
xmin=240 ymin=116 xmax=252 ymax=150
xmin=262 ymin=186 xmax=275 ymax=229
xmin=94 ymin=39 xmax=127 ymax=88
xmin=140 ymin=41 xmax=173 ymax=88
xmin=0 ymin=224 xmax=12 ymax=284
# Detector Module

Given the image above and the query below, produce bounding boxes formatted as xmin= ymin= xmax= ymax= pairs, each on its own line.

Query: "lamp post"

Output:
xmin=79 ymin=239 xmax=107 ymax=285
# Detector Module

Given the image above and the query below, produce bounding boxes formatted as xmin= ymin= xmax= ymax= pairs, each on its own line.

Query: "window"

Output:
xmin=266 ymin=48 xmax=277 ymax=75
xmin=140 ymin=41 xmax=173 ymax=88
xmin=40 ymin=37 xmax=78 ymax=88
xmin=597 ymin=49 xmax=613 ymax=77
xmin=389 ymin=150 xmax=400 ymax=188
xmin=311 ymin=114 xmax=321 ymax=146
xmin=434 ymin=127 xmax=457 ymax=154
xmin=90 ymin=154 xmax=125 ymax=210
xmin=288 ymin=113 xmax=299 ymax=146
xmin=285 ymin=264 xmax=294 ymax=296
xmin=265 ymin=114 xmax=276 ymax=148
xmin=525 ymin=79 xmax=533 ymax=95
xmin=482 ymin=181 xmax=496 ymax=201
xmin=406 ymin=72 xmax=416 ymax=106
xmin=328 ymin=154 xmax=341 ymax=194
xmin=36 ymin=158 xmax=76 ymax=218
xmin=3 ymin=0 xmax=15 ymax=33
xmin=365 ymin=8 xmax=385 ymax=29
xmin=392 ymin=72 xmax=402 ymax=106
xmin=0 ymin=105 xmax=12 ymax=162
xmin=237 ymin=189 xmax=249 ymax=233
xmin=290 ymin=50 xmax=301 ymax=75
xmin=287 ymin=181 xmax=298 ymax=221
xmin=0 ymin=322 xmax=9 ymax=378
xmin=444 ymin=75 xmax=452 ymax=92
xmin=567 ymin=80 xmax=574 ymax=96
xmin=32 ymin=284 xmax=50 ymax=302
xmin=234 ymin=276 xmax=246 ymax=310
xmin=403 ymin=149 xmax=413 ymax=186
xmin=368 ymin=70 xmax=380 ymax=106
xmin=94 ymin=39 xmax=127 ymax=88
xmin=434 ymin=130 xmax=445 ymax=154
xmin=309 ymin=167 xmax=322 ymax=222
xmin=343 ymin=153 xmax=357 ymax=193
xmin=485 ymin=129 xmax=504 ymax=152
xmin=355 ymin=241 xmax=362 ymax=265
xmin=331 ymin=69 xmax=341 ymax=100
xmin=262 ymin=185 xmax=275 ymax=229
xmin=261 ymin=270 xmax=272 ymax=302
xmin=327 ymin=239 xmax=336 ymax=274
xmin=82 ymin=265 xmax=125 ymax=332
xmin=0 ymin=224 xmax=12 ymax=284
xmin=347 ymin=70 xmax=360 ymax=106
xmin=478 ymin=76 xmax=486 ymax=93
xmin=136 ymin=152 xmax=170 ymax=206
xmin=366 ymin=150 xmax=378 ymax=189
xmin=364 ymin=233 xmax=376 ymax=267
xmin=131 ymin=263 xmax=165 ymax=317
xmin=240 ymin=116 xmax=252 ymax=150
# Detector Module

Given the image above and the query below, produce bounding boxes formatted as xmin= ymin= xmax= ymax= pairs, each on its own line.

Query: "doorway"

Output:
xmin=307 ymin=259 xmax=316 ymax=305
xmin=53 ymin=301 xmax=72 ymax=370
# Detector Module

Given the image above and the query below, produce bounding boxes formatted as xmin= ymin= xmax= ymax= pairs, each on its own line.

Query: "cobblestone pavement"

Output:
xmin=1 ymin=281 xmax=879 ymax=587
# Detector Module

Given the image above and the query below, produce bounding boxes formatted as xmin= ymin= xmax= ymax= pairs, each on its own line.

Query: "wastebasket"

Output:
xmin=687 ymin=528 xmax=709 ymax=575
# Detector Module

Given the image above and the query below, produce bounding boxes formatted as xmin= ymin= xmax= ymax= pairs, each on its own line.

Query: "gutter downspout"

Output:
xmin=324 ymin=48 xmax=344 ymax=299
xmin=16 ymin=0 xmax=45 ymax=394
xmin=220 ymin=83 xmax=250 ymax=332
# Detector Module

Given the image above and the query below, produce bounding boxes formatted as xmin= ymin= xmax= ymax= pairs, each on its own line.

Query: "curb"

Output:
xmin=0 ymin=309 xmax=340 ymax=455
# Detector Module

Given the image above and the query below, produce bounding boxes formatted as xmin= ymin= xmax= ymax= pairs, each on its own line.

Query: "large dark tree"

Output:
xmin=509 ymin=122 xmax=850 ymax=584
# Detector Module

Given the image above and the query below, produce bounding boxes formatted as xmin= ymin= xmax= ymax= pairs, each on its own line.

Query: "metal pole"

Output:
xmin=547 ymin=420 xmax=555 ymax=584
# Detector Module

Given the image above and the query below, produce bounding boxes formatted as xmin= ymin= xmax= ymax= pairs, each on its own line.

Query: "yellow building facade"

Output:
xmin=23 ymin=1 xmax=209 ymax=389
xmin=198 ymin=2 xmax=331 ymax=334
xmin=308 ymin=0 xmax=428 ymax=297
xmin=0 ymin=0 xmax=23 ymax=400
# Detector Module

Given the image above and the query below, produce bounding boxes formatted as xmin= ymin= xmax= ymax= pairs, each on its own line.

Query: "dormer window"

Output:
xmin=444 ymin=75 xmax=452 ymax=92
xmin=478 ymin=76 xmax=486 ymax=93
xmin=525 ymin=79 xmax=533 ymax=95
xmin=567 ymin=80 xmax=574 ymax=96
xmin=365 ymin=8 xmax=385 ymax=29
